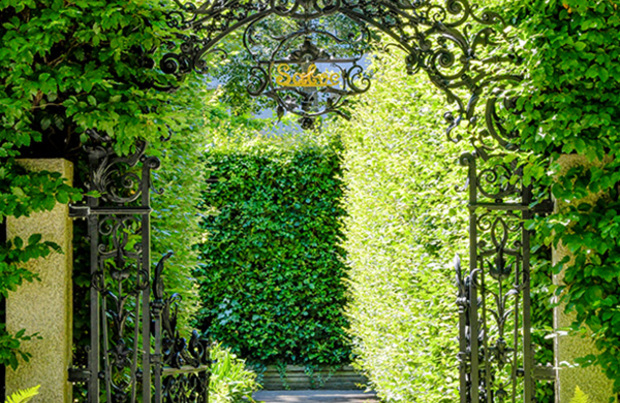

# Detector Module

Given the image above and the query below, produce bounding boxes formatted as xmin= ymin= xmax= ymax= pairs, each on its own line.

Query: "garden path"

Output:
xmin=253 ymin=390 xmax=379 ymax=403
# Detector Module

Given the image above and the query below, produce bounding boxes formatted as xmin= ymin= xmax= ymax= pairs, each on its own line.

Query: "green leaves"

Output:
xmin=509 ymin=0 xmax=620 ymax=392
xmin=209 ymin=343 xmax=259 ymax=400
xmin=326 ymin=51 xmax=469 ymax=402
xmin=0 ymin=228 xmax=55 ymax=371
xmin=5 ymin=384 xmax=41 ymax=403
xmin=196 ymin=139 xmax=350 ymax=366
xmin=0 ymin=0 xmax=211 ymax=375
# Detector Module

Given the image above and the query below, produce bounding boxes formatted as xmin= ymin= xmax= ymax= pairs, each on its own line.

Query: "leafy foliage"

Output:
xmin=569 ymin=386 xmax=590 ymax=403
xmin=507 ymin=0 xmax=620 ymax=391
xmin=196 ymin=134 xmax=350 ymax=366
xmin=209 ymin=343 xmax=259 ymax=403
xmin=150 ymin=95 xmax=216 ymax=327
xmin=4 ymin=385 xmax=40 ymax=403
xmin=326 ymin=52 xmax=469 ymax=402
xmin=0 ymin=0 xmax=209 ymax=370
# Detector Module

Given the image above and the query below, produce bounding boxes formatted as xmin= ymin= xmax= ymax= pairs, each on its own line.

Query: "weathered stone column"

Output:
xmin=553 ymin=154 xmax=615 ymax=403
xmin=5 ymin=159 xmax=73 ymax=403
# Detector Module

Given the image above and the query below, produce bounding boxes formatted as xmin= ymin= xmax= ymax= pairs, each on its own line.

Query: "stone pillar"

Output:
xmin=553 ymin=155 xmax=615 ymax=403
xmin=5 ymin=159 xmax=73 ymax=403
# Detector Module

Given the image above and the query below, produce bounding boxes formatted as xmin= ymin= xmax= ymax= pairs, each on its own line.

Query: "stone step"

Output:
xmin=253 ymin=390 xmax=379 ymax=403
xmin=259 ymin=365 xmax=368 ymax=390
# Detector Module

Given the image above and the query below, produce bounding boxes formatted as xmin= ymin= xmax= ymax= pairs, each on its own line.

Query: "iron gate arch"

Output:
xmin=68 ymin=0 xmax=554 ymax=401
xmin=157 ymin=1 xmax=552 ymax=400
xmin=161 ymin=0 xmax=522 ymax=146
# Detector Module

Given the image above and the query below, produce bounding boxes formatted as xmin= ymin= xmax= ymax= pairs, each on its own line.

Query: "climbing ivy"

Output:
xmin=508 ymin=0 xmax=620 ymax=392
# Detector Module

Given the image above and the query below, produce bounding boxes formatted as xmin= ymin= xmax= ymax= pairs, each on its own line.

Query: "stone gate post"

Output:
xmin=5 ymin=159 xmax=73 ymax=403
xmin=553 ymin=154 xmax=615 ymax=403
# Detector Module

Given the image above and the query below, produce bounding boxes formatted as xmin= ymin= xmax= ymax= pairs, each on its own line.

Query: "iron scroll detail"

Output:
xmin=456 ymin=152 xmax=553 ymax=402
xmin=152 ymin=252 xmax=211 ymax=403
xmin=163 ymin=0 xmax=521 ymax=142
xmin=69 ymin=135 xmax=211 ymax=403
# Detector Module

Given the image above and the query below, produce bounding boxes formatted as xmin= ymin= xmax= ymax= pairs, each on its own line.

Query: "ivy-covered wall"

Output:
xmin=508 ymin=0 xmax=620 ymax=393
xmin=196 ymin=137 xmax=351 ymax=366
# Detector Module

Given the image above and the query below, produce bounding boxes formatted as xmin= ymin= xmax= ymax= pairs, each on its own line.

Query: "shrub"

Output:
xmin=209 ymin=343 xmax=259 ymax=403
xmin=195 ymin=134 xmax=350 ymax=366
xmin=327 ymin=52 xmax=469 ymax=402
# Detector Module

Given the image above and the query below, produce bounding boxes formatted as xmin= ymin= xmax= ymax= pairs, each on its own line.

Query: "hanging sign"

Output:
xmin=274 ymin=63 xmax=341 ymax=88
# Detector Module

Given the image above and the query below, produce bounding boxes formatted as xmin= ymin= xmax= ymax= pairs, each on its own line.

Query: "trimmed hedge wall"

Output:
xmin=328 ymin=52 xmax=470 ymax=402
xmin=196 ymin=139 xmax=351 ymax=366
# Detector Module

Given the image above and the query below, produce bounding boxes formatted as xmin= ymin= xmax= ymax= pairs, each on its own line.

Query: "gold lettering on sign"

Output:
xmin=275 ymin=63 xmax=341 ymax=88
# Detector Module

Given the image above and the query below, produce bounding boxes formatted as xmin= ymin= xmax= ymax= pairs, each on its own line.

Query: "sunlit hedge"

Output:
xmin=327 ymin=53 xmax=470 ymax=402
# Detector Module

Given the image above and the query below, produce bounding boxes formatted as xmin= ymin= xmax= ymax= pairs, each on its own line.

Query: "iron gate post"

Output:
xmin=141 ymin=158 xmax=154 ymax=402
xmin=458 ymin=152 xmax=540 ymax=402
xmin=71 ymin=136 xmax=212 ymax=402
xmin=71 ymin=137 xmax=160 ymax=403
xmin=522 ymin=184 xmax=534 ymax=402
xmin=86 ymin=154 xmax=101 ymax=403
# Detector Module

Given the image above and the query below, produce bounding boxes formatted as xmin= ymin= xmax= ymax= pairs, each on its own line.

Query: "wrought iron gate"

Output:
xmin=54 ymin=1 xmax=555 ymax=400
xmin=456 ymin=153 xmax=553 ymax=402
xmin=69 ymin=134 xmax=210 ymax=402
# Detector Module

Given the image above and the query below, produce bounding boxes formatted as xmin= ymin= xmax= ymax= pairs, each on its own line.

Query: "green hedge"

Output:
xmin=196 ymin=137 xmax=350 ymax=366
xmin=327 ymin=52 xmax=470 ymax=402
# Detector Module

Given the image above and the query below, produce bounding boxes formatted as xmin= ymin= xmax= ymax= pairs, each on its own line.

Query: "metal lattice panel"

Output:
xmin=69 ymin=133 xmax=211 ymax=403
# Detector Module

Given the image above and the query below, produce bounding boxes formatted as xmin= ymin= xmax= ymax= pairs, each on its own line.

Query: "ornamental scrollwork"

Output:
xmin=457 ymin=144 xmax=540 ymax=401
xmin=163 ymin=0 xmax=521 ymax=141
xmin=162 ymin=372 xmax=209 ymax=403
xmin=152 ymin=252 xmax=212 ymax=401
xmin=84 ymin=130 xmax=161 ymax=205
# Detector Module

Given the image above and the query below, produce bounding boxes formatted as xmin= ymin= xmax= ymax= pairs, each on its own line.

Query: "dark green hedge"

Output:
xmin=196 ymin=141 xmax=351 ymax=366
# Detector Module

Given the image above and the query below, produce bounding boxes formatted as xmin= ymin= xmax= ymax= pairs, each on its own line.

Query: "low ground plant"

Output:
xmin=210 ymin=343 xmax=259 ymax=403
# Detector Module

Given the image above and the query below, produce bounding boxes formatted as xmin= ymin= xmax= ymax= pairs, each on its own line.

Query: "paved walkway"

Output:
xmin=253 ymin=390 xmax=379 ymax=403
